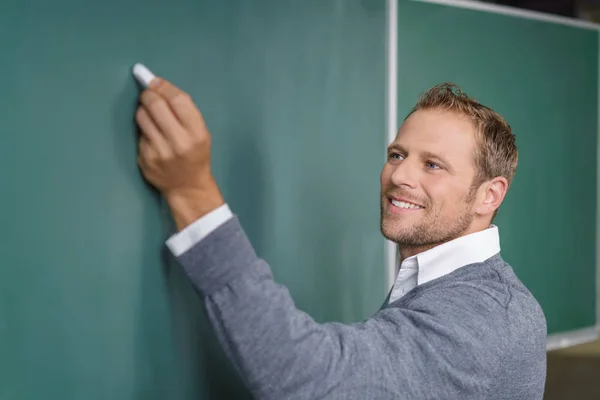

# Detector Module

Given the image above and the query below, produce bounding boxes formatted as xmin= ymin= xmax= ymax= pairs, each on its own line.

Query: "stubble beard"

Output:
xmin=380 ymin=192 xmax=476 ymax=249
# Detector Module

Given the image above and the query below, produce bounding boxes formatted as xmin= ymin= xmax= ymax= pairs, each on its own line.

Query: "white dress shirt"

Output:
xmin=388 ymin=225 xmax=501 ymax=304
xmin=166 ymin=205 xmax=501 ymax=304
xmin=166 ymin=204 xmax=234 ymax=257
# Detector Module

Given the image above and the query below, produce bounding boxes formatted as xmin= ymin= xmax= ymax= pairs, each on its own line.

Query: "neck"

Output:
xmin=398 ymin=220 xmax=492 ymax=263
xmin=399 ymin=244 xmax=434 ymax=262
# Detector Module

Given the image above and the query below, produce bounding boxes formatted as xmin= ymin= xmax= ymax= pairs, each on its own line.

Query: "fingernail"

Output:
xmin=149 ymin=77 xmax=161 ymax=88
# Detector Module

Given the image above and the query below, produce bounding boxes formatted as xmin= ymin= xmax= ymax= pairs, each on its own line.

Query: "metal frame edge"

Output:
xmin=385 ymin=0 xmax=399 ymax=292
xmin=596 ymin=29 xmax=600 ymax=337
xmin=546 ymin=326 xmax=600 ymax=351
xmin=410 ymin=0 xmax=600 ymax=30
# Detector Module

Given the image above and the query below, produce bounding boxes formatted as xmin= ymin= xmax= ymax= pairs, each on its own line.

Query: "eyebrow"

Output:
xmin=387 ymin=143 xmax=406 ymax=154
xmin=421 ymin=151 xmax=452 ymax=169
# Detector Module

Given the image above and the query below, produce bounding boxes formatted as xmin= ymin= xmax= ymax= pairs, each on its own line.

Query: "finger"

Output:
xmin=137 ymin=136 xmax=149 ymax=166
xmin=138 ymin=136 xmax=158 ymax=169
xmin=150 ymin=79 xmax=206 ymax=132
xmin=136 ymin=106 xmax=164 ymax=145
xmin=139 ymin=88 xmax=186 ymax=143
xmin=138 ymin=135 xmax=151 ymax=158
xmin=136 ymin=107 xmax=172 ymax=158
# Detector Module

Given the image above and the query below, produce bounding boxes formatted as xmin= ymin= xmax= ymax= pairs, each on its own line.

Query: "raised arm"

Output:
xmin=134 ymin=75 xmax=509 ymax=400
xmin=169 ymin=211 xmax=506 ymax=400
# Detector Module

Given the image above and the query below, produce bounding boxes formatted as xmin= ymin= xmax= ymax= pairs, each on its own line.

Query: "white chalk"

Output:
xmin=132 ymin=63 xmax=156 ymax=88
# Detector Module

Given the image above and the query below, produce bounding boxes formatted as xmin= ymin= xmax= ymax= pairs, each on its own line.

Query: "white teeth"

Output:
xmin=391 ymin=199 xmax=422 ymax=209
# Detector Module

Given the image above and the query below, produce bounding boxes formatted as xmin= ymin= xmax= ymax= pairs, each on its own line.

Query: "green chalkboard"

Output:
xmin=397 ymin=0 xmax=598 ymax=336
xmin=0 ymin=0 xmax=386 ymax=398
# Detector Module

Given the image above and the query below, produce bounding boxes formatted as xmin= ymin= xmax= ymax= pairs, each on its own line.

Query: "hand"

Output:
xmin=135 ymin=77 xmax=225 ymax=230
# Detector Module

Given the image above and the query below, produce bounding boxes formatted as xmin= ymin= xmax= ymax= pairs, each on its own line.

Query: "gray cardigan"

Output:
xmin=177 ymin=216 xmax=547 ymax=399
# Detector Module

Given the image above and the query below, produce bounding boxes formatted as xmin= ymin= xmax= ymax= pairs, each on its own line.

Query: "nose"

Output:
xmin=390 ymin=159 xmax=418 ymax=189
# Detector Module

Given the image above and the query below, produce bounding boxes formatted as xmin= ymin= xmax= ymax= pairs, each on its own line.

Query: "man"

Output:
xmin=135 ymin=77 xmax=547 ymax=399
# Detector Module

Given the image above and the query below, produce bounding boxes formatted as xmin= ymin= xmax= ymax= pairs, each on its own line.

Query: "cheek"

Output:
xmin=380 ymin=165 xmax=393 ymax=189
xmin=422 ymin=177 xmax=469 ymax=210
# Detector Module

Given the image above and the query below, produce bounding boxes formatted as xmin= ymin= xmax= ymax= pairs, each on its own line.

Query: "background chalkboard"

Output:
xmin=397 ymin=0 xmax=598 ymax=337
xmin=2 ymin=0 xmax=599 ymax=398
xmin=0 ymin=0 xmax=387 ymax=398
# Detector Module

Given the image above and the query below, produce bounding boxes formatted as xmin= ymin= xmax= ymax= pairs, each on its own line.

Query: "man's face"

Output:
xmin=380 ymin=108 xmax=481 ymax=250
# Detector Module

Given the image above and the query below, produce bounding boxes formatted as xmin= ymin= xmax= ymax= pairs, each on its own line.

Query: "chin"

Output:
xmin=381 ymin=220 xmax=409 ymax=241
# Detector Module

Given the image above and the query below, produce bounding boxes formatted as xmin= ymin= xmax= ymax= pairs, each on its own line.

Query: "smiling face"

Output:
xmin=380 ymin=108 xmax=483 ymax=255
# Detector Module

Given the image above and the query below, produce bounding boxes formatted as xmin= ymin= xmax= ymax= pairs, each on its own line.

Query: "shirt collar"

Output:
xmin=400 ymin=225 xmax=501 ymax=286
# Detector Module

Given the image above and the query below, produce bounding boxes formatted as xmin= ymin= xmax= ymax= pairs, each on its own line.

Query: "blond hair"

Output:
xmin=407 ymin=83 xmax=518 ymax=218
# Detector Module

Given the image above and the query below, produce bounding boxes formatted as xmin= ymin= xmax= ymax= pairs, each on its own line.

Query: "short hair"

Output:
xmin=406 ymin=83 xmax=518 ymax=218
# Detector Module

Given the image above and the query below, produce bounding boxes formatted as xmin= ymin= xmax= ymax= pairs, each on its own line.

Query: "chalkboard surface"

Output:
xmin=0 ymin=0 xmax=387 ymax=398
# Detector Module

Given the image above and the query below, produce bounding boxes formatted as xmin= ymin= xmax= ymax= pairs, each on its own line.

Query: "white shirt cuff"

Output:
xmin=166 ymin=204 xmax=234 ymax=257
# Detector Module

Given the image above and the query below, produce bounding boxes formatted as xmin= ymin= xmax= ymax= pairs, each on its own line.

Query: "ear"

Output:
xmin=474 ymin=177 xmax=509 ymax=216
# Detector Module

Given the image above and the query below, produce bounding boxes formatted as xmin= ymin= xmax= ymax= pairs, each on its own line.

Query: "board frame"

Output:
xmin=385 ymin=0 xmax=400 ymax=293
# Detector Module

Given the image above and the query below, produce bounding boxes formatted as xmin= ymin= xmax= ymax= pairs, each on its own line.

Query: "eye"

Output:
xmin=425 ymin=161 xmax=442 ymax=170
xmin=388 ymin=152 xmax=404 ymax=161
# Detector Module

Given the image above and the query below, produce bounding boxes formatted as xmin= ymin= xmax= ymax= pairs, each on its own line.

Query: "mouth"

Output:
xmin=387 ymin=197 xmax=424 ymax=213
